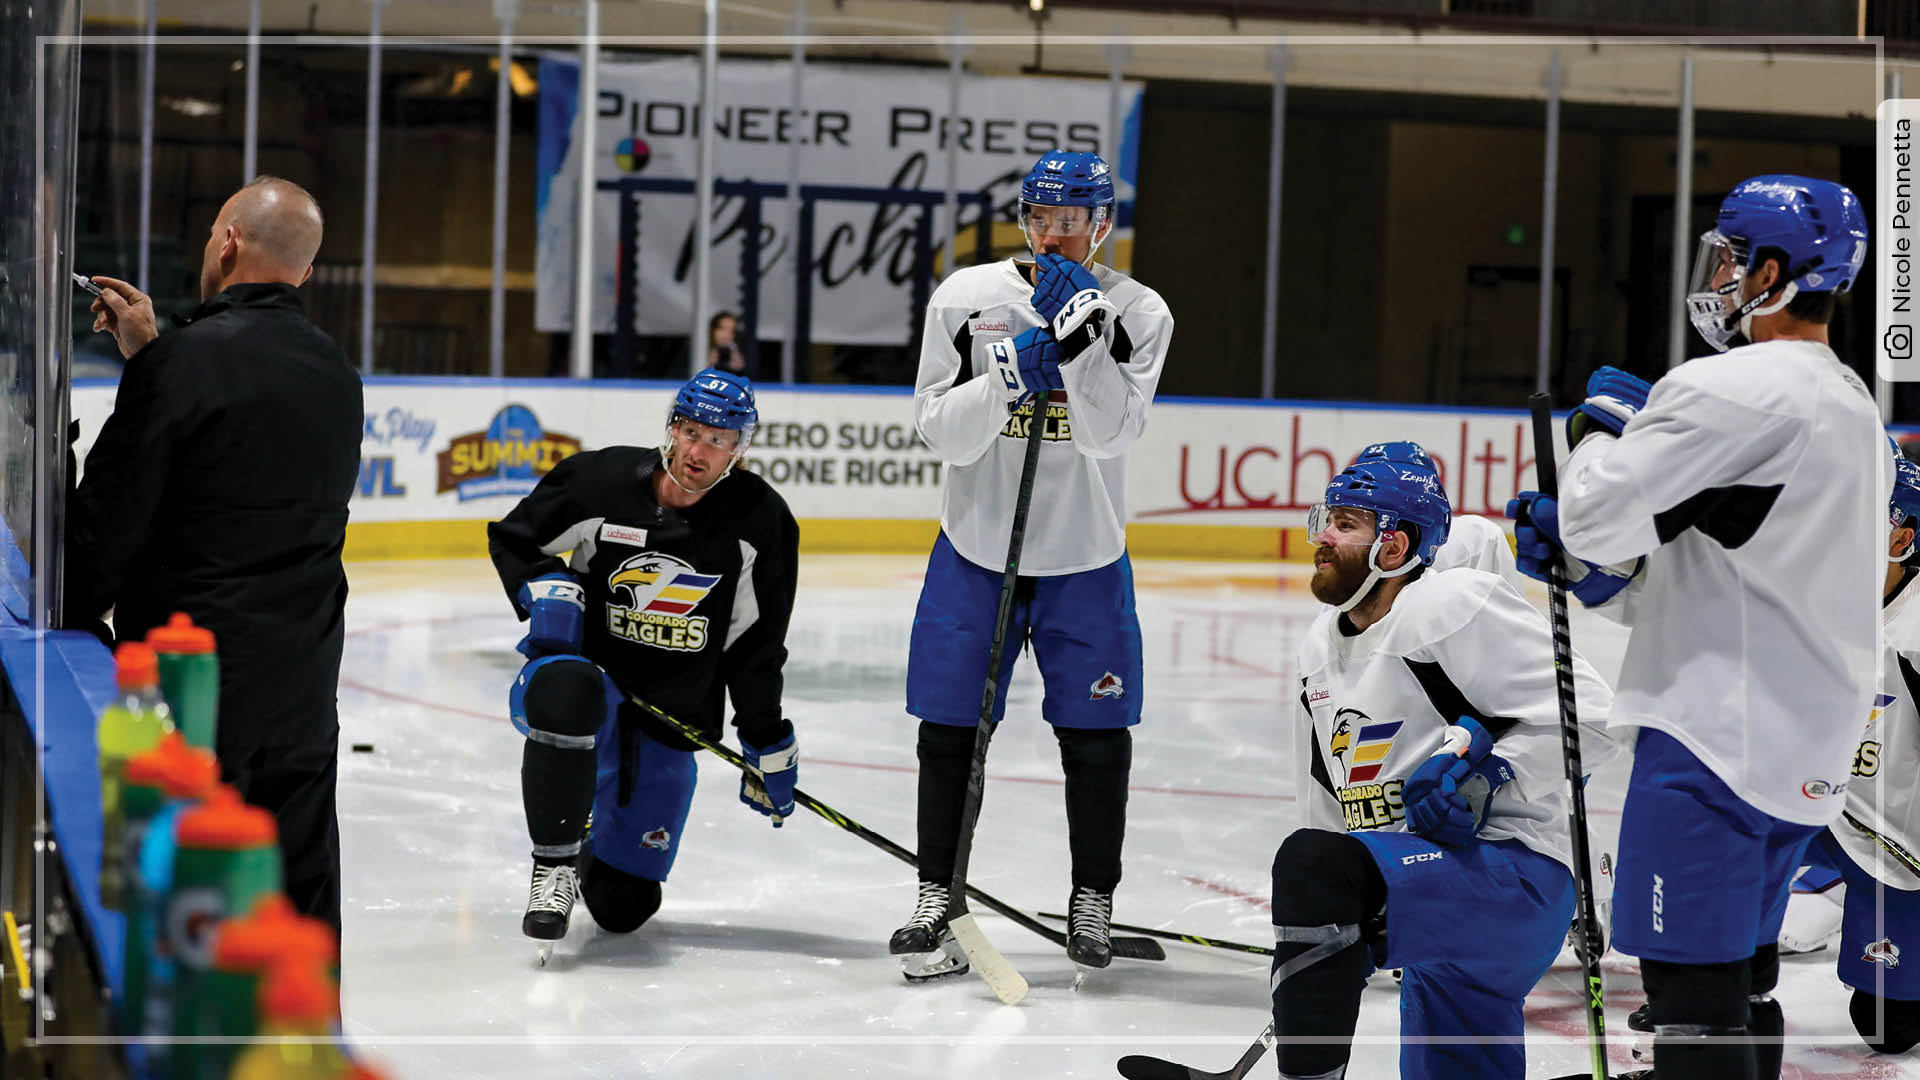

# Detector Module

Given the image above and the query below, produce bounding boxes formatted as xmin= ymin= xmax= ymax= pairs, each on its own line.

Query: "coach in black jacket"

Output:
xmin=65 ymin=176 xmax=362 ymax=936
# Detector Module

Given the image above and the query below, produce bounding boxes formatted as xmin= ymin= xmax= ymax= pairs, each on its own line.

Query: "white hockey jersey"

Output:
xmin=1557 ymin=339 xmax=1887 ymax=828
xmin=1430 ymin=513 xmax=1529 ymax=596
xmin=914 ymin=259 xmax=1173 ymax=576
xmin=1831 ymin=575 xmax=1920 ymax=889
xmin=1294 ymin=568 xmax=1618 ymax=874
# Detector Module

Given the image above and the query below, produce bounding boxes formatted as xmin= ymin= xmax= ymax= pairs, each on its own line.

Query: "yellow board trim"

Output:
xmin=343 ymin=519 xmax=1321 ymax=564
xmin=3 ymin=910 xmax=28 ymax=992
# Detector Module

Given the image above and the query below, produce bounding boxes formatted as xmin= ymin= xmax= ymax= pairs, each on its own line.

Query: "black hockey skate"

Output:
xmin=1066 ymin=885 xmax=1114 ymax=969
xmin=1628 ymin=1001 xmax=1653 ymax=1063
xmin=891 ymin=881 xmax=969 ymax=981
xmin=523 ymin=861 xmax=579 ymax=965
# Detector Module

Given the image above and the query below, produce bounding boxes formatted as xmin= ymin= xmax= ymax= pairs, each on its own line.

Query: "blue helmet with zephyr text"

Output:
xmin=1325 ymin=441 xmax=1453 ymax=567
xmin=1021 ymin=150 xmax=1115 ymax=211
xmin=1716 ymin=175 xmax=1867 ymax=295
xmin=1892 ymin=436 xmax=1920 ymax=532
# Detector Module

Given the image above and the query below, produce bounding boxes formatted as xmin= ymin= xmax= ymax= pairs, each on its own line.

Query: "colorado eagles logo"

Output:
xmin=1090 ymin=672 xmax=1125 ymax=700
xmin=1866 ymin=938 xmax=1902 ymax=968
xmin=1329 ymin=711 xmax=1357 ymax=765
xmin=605 ymin=552 xmax=721 ymax=652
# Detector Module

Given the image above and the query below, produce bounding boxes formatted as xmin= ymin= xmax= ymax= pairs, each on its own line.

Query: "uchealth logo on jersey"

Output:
xmin=436 ymin=404 xmax=582 ymax=501
xmin=1090 ymin=672 xmax=1125 ymax=700
xmin=605 ymin=551 xmax=720 ymax=652
xmin=641 ymin=827 xmax=672 ymax=853
xmin=1866 ymin=937 xmax=1902 ymax=968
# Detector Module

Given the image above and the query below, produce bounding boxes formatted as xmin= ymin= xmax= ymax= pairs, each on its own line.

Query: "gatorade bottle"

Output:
xmin=166 ymin=785 xmax=281 ymax=1077
xmin=118 ymin=734 xmax=218 ymax=1037
xmin=197 ymin=894 xmax=338 ymax=1079
xmin=99 ymin=642 xmax=175 ymax=911
xmin=225 ymin=961 xmax=351 ymax=1080
xmin=148 ymin=613 xmax=219 ymax=751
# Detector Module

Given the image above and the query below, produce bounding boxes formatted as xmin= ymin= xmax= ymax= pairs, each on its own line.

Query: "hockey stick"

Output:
xmin=1115 ymin=1023 xmax=1275 ymax=1080
xmin=943 ymin=392 xmax=1053 ymax=1005
xmin=623 ymin=691 xmax=1165 ymax=962
xmin=1036 ymin=911 xmax=1272 ymax=956
xmin=1839 ymin=809 xmax=1920 ymax=878
xmin=1529 ymin=392 xmax=1610 ymax=1080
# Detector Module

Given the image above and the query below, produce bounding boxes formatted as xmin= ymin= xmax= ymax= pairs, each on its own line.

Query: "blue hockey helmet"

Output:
xmin=1021 ymin=150 xmax=1115 ymax=210
xmin=1687 ymin=174 xmax=1867 ymax=351
xmin=1019 ymin=150 xmax=1115 ymax=259
xmin=1312 ymin=441 xmax=1453 ymax=567
xmin=1892 ymin=436 xmax=1920 ymax=534
xmin=670 ymin=368 xmax=758 ymax=435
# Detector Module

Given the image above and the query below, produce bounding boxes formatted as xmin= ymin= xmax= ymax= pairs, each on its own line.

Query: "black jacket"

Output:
xmin=488 ymin=447 xmax=799 ymax=752
xmin=64 ymin=283 xmax=363 ymax=753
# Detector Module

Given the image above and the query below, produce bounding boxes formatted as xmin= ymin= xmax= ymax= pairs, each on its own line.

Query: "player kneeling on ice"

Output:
xmin=1276 ymin=442 xmax=1615 ymax=1080
xmin=1772 ymin=445 xmax=1920 ymax=1056
xmin=894 ymin=148 xmax=1173 ymax=980
xmin=487 ymin=370 xmax=800 ymax=958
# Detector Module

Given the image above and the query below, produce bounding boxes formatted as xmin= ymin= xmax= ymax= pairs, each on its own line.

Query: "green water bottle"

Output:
xmin=165 ymin=785 xmax=281 ymax=1079
xmin=148 ymin=612 xmax=219 ymax=752
xmin=98 ymin=642 xmax=174 ymax=911
xmin=117 ymin=733 xmax=218 ymax=1037
xmin=196 ymin=893 xmax=337 ymax=1079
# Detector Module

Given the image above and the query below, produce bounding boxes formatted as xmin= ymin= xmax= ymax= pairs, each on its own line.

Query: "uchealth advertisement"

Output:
xmin=534 ymin=55 xmax=1143 ymax=345
xmin=69 ymin=379 xmax=1541 ymax=561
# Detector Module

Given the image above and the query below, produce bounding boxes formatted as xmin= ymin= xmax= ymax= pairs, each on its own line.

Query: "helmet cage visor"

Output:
xmin=1686 ymin=230 xmax=1746 ymax=351
xmin=1019 ymin=202 xmax=1108 ymax=238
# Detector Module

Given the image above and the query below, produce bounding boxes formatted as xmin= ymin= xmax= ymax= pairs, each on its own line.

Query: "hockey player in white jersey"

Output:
xmin=1511 ymin=174 xmax=1882 ymax=1079
xmin=892 ymin=150 xmax=1173 ymax=976
xmin=1429 ymin=511 xmax=1529 ymax=594
xmin=1276 ymin=441 xmax=1615 ymax=1080
xmin=1775 ymin=446 xmax=1920 ymax=1055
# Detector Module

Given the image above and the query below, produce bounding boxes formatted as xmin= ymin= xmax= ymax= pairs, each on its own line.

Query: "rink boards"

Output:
xmin=70 ymin=377 xmax=1545 ymax=562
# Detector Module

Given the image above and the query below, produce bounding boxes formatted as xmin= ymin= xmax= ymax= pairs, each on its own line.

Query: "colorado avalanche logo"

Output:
xmin=1090 ymin=672 xmax=1125 ymax=700
xmin=1866 ymin=938 xmax=1902 ymax=968
xmin=607 ymin=552 xmax=719 ymax=615
xmin=641 ymin=827 xmax=673 ymax=853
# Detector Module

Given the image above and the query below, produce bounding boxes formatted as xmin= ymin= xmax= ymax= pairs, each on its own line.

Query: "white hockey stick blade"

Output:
xmin=948 ymin=912 xmax=1028 ymax=1005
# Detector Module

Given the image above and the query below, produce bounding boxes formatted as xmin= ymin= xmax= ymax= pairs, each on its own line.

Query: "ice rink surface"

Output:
xmin=334 ymin=554 xmax=1920 ymax=1079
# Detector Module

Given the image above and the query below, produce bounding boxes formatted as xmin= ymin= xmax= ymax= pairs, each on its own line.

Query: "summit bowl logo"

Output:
xmin=436 ymin=405 xmax=582 ymax=501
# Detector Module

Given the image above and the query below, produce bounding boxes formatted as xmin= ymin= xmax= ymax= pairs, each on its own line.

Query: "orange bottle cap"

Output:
xmin=211 ymin=893 xmax=338 ymax=973
xmin=123 ymin=733 xmax=220 ymax=798
xmin=256 ymin=960 xmax=339 ymax=1026
xmin=114 ymin=642 xmax=159 ymax=689
xmin=146 ymin=612 xmax=216 ymax=654
xmin=175 ymin=785 xmax=277 ymax=849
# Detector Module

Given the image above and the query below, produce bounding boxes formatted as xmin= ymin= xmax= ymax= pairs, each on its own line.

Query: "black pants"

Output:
xmin=226 ymin=736 xmax=341 ymax=939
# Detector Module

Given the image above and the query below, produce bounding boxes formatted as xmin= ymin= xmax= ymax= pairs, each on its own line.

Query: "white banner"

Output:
xmin=72 ymin=381 xmax=1548 ymax=532
xmin=534 ymin=55 xmax=1143 ymax=346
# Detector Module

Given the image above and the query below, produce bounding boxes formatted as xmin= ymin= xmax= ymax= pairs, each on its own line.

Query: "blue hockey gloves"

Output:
xmin=1507 ymin=492 xmax=1643 ymax=608
xmin=516 ymin=573 xmax=585 ymax=658
xmin=988 ymin=326 xmax=1066 ymax=403
xmin=1566 ymin=365 xmax=1651 ymax=448
xmin=1403 ymin=717 xmax=1514 ymax=847
xmin=1032 ymin=253 xmax=1115 ymax=359
xmin=740 ymin=732 xmax=799 ymax=827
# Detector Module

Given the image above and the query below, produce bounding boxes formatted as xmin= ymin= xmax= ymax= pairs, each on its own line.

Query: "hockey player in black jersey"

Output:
xmin=488 ymin=370 xmax=801 ymax=955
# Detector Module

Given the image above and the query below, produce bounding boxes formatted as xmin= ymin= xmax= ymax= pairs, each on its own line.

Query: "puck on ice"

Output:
xmin=351 ymin=742 xmax=375 ymax=753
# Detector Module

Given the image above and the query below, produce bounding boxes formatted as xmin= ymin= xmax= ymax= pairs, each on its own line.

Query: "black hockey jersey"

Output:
xmin=487 ymin=446 xmax=799 ymax=752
